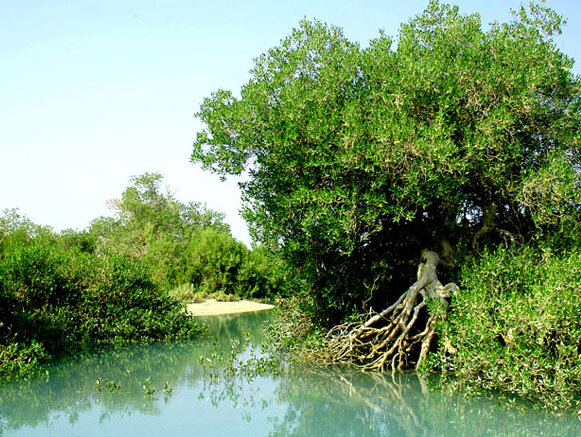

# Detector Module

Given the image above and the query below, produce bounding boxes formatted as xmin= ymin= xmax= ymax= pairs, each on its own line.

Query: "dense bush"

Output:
xmin=89 ymin=173 xmax=230 ymax=290
xmin=181 ymin=227 xmax=248 ymax=295
xmin=0 ymin=215 xmax=201 ymax=380
xmin=179 ymin=228 xmax=289 ymax=300
xmin=234 ymin=245 xmax=291 ymax=300
xmin=0 ymin=171 xmax=291 ymax=380
xmin=426 ymin=246 xmax=581 ymax=411
xmin=0 ymin=341 xmax=48 ymax=381
xmin=1 ymin=241 xmax=198 ymax=343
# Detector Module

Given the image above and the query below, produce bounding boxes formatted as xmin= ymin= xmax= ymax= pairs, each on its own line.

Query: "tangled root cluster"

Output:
xmin=321 ymin=250 xmax=458 ymax=371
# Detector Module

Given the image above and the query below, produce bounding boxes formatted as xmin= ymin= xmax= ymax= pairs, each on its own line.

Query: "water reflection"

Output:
xmin=268 ymin=367 xmax=581 ymax=436
xmin=0 ymin=311 xmax=579 ymax=437
xmin=0 ymin=312 xmax=269 ymax=435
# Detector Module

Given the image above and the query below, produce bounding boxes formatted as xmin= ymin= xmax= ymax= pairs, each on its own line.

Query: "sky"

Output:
xmin=1 ymin=0 xmax=579 ymax=246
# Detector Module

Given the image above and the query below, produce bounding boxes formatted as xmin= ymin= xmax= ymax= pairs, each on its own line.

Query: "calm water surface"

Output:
xmin=0 ymin=311 xmax=579 ymax=436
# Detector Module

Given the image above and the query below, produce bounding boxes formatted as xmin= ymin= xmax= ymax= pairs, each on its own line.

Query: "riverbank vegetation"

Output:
xmin=192 ymin=0 xmax=580 ymax=411
xmin=0 ymin=174 xmax=287 ymax=380
xmin=2 ymin=0 xmax=578 ymax=414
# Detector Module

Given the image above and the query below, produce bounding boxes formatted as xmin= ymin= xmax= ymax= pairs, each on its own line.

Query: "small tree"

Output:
xmin=193 ymin=2 xmax=579 ymax=369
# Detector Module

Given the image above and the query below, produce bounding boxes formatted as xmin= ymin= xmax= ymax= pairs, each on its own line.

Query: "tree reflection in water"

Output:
xmin=1 ymin=311 xmax=579 ymax=437
xmin=200 ymin=362 xmax=580 ymax=437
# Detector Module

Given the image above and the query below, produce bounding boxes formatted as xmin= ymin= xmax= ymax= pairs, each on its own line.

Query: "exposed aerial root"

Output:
xmin=320 ymin=250 xmax=458 ymax=372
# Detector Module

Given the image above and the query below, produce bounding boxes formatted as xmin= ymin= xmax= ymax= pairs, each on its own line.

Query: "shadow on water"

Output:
xmin=0 ymin=310 xmax=579 ymax=436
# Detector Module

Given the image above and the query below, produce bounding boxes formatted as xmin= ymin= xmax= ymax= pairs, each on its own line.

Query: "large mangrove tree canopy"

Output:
xmin=193 ymin=1 xmax=580 ymax=323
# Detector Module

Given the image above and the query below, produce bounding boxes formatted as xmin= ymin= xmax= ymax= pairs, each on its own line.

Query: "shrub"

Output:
xmin=168 ymin=283 xmax=198 ymax=303
xmin=0 ymin=341 xmax=48 ymax=380
xmin=88 ymin=174 xmax=290 ymax=300
xmin=192 ymin=2 xmax=580 ymax=323
xmin=0 ymin=236 xmax=200 ymax=380
xmin=234 ymin=245 xmax=291 ymax=300
xmin=426 ymin=246 xmax=581 ymax=412
xmin=182 ymin=227 xmax=248 ymax=295
xmin=75 ymin=253 xmax=198 ymax=342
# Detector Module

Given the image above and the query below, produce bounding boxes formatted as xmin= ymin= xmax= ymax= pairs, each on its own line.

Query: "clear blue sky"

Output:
xmin=1 ymin=0 xmax=579 ymax=245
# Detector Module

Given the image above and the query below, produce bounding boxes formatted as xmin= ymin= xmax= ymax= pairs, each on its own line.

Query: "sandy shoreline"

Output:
xmin=186 ymin=298 xmax=275 ymax=317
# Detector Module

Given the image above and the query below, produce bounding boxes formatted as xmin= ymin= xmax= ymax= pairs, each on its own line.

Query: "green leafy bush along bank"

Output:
xmin=169 ymin=227 xmax=289 ymax=301
xmin=425 ymin=247 xmax=581 ymax=412
xmin=192 ymin=0 xmax=580 ymax=327
xmin=0 ymin=226 xmax=201 ymax=380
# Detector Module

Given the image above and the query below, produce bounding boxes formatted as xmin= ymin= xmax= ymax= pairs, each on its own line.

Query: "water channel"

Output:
xmin=0 ymin=311 xmax=579 ymax=436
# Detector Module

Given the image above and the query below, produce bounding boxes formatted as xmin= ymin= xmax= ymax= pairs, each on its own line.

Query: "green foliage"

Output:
xmin=57 ymin=228 xmax=97 ymax=253
xmin=168 ymin=284 xmax=242 ymax=303
xmin=192 ymin=1 xmax=580 ymax=322
xmin=265 ymin=297 xmax=325 ymax=357
xmin=91 ymin=172 xmax=230 ymax=289
xmin=168 ymin=283 xmax=199 ymax=303
xmin=0 ymin=173 xmax=289 ymax=380
xmin=0 ymin=208 xmax=54 ymax=255
xmin=180 ymin=228 xmax=289 ymax=300
xmin=0 ymin=211 xmax=201 ymax=381
xmin=0 ymin=341 xmax=48 ymax=381
xmin=0 ymin=240 xmax=199 ymax=346
xmin=235 ymin=245 xmax=292 ymax=300
xmin=182 ymin=227 xmax=248 ymax=295
xmin=91 ymin=173 xmax=290 ymax=300
xmin=425 ymin=246 xmax=581 ymax=412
